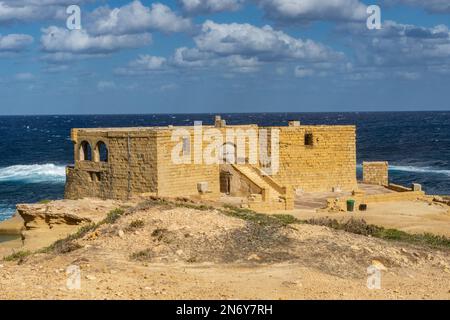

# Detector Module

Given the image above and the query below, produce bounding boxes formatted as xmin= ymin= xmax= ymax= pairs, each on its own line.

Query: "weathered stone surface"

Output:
xmin=363 ymin=161 xmax=389 ymax=186
xmin=15 ymin=199 xmax=125 ymax=251
xmin=64 ymin=118 xmax=358 ymax=210
xmin=0 ymin=214 xmax=24 ymax=234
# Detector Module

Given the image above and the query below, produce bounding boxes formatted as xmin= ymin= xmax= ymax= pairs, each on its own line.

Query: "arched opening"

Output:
xmin=79 ymin=141 xmax=92 ymax=161
xmin=94 ymin=141 xmax=108 ymax=162
xmin=219 ymin=142 xmax=237 ymax=164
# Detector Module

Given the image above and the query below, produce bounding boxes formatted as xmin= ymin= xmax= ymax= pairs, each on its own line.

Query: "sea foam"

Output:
xmin=357 ymin=164 xmax=450 ymax=176
xmin=0 ymin=164 xmax=66 ymax=183
xmin=389 ymin=165 xmax=450 ymax=176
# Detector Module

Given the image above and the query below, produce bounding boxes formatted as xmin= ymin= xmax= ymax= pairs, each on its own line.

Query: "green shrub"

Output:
xmin=126 ymin=219 xmax=145 ymax=231
xmin=3 ymin=250 xmax=31 ymax=262
xmin=104 ymin=208 xmax=125 ymax=224
xmin=130 ymin=249 xmax=153 ymax=261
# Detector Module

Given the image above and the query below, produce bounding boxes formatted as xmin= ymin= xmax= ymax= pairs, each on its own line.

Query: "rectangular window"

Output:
xmin=304 ymin=133 xmax=314 ymax=147
xmin=182 ymin=137 xmax=191 ymax=156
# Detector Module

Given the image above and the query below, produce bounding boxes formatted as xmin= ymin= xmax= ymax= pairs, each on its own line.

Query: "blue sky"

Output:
xmin=1 ymin=0 xmax=450 ymax=114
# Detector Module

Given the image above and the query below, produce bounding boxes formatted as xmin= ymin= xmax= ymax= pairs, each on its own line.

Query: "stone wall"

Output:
xmin=270 ymin=126 xmax=357 ymax=192
xmin=65 ymin=129 xmax=159 ymax=200
xmin=363 ymin=161 xmax=389 ymax=186
xmin=155 ymin=129 xmax=220 ymax=198
xmin=65 ymin=127 xmax=220 ymax=200
xmin=65 ymin=120 xmax=358 ymax=203
xmin=219 ymin=164 xmax=262 ymax=196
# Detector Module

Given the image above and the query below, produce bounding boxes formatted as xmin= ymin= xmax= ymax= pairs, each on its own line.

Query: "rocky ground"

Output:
xmin=0 ymin=198 xmax=449 ymax=299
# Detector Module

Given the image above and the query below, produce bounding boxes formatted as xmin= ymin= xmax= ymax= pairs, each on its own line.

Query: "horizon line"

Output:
xmin=0 ymin=109 xmax=450 ymax=117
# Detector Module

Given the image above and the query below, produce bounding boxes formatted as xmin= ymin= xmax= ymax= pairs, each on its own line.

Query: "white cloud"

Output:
xmin=41 ymin=26 xmax=152 ymax=54
xmin=89 ymin=1 xmax=192 ymax=35
xmin=115 ymin=54 xmax=168 ymax=75
xmin=97 ymin=80 xmax=116 ymax=90
xmin=334 ymin=20 xmax=450 ymax=81
xmin=130 ymin=55 xmax=167 ymax=69
xmin=14 ymin=72 xmax=35 ymax=81
xmin=339 ymin=21 xmax=450 ymax=67
xmin=195 ymin=20 xmax=342 ymax=62
xmin=0 ymin=33 xmax=33 ymax=51
xmin=117 ymin=20 xmax=344 ymax=77
xmin=172 ymin=47 xmax=215 ymax=68
xmin=255 ymin=0 xmax=368 ymax=24
xmin=0 ymin=0 xmax=87 ymax=24
xmin=384 ymin=0 xmax=450 ymax=13
xmin=180 ymin=0 xmax=243 ymax=14
xmin=225 ymin=55 xmax=261 ymax=73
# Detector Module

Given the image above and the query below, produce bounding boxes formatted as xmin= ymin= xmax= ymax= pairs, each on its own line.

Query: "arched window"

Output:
xmin=94 ymin=141 xmax=108 ymax=162
xmin=79 ymin=141 xmax=92 ymax=161
xmin=219 ymin=142 xmax=237 ymax=164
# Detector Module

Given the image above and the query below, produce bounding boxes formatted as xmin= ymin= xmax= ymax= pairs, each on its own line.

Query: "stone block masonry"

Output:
xmin=363 ymin=161 xmax=389 ymax=186
xmin=64 ymin=117 xmax=358 ymax=211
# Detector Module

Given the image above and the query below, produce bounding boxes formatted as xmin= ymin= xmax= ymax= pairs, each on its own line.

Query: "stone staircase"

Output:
xmin=231 ymin=164 xmax=294 ymax=211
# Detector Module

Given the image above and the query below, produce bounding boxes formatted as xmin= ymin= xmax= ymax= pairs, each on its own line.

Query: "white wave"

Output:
xmin=0 ymin=164 xmax=66 ymax=183
xmin=389 ymin=165 xmax=450 ymax=176
xmin=357 ymin=164 xmax=450 ymax=176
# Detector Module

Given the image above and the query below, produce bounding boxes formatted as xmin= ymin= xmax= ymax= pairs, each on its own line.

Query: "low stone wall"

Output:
xmin=328 ymin=190 xmax=426 ymax=212
xmin=363 ymin=161 xmax=389 ymax=186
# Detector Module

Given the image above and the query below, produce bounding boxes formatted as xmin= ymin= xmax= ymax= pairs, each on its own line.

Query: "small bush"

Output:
xmin=104 ymin=208 xmax=125 ymax=224
xmin=151 ymin=228 xmax=168 ymax=241
xmin=272 ymin=214 xmax=300 ymax=226
xmin=42 ymin=223 xmax=96 ymax=254
xmin=305 ymin=217 xmax=450 ymax=249
xmin=3 ymin=250 xmax=31 ymax=262
xmin=126 ymin=219 xmax=145 ymax=231
xmin=38 ymin=199 xmax=52 ymax=204
xmin=130 ymin=249 xmax=153 ymax=261
xmin=220 ymin=205 xmax=299 ymax=227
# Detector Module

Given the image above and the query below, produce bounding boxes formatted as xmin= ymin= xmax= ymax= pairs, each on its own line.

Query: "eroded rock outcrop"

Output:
xmin=15 ymin=198 xmax=126 ymax=251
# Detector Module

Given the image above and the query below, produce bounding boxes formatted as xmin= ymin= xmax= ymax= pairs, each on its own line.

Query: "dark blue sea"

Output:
xmin=0 ymin=112 xmax=449 ymax=221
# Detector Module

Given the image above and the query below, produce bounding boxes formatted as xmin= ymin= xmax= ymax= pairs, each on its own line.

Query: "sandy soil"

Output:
xmin=1 ymin=201 xmax=449 ymax=300
xmin=288 ymin=200 xmax=450 ymax=237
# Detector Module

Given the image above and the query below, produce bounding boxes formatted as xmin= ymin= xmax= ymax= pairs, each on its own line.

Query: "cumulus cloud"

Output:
xmin=88 ymin=1 xmax=192 ymax=35
xmin=41 ymin=26 xmax=152 ymax=54
xmin=115 ymin=54 xmax=168 ymax=75
xmin=0 ymin=33 xmax=33 ymax=51
xmin=332 ymin=20 xmax=450 ymax=81
xmin=255 ymin=0 xmax=368 ymax=24
xmin=118 ymin=20 xmax=343 ymax=76
xmin=115 ymin=54 xmax=170 ymax=75
xmin=171 ymin=47 xmax=215 ymax=68
xmin=39 ymin=1 xmax=190 ymax=63
xmin=338 ymin=21 xmax=450 ymax=68
xmin=179 ymin=0 xmax=243 ymax=14
xmin=384 ymin=0 xmax=450 ymax=13
xmin=0 ymin=0 xmax=88 ymax=24
xmin=195 ymin=20 xmax=342 ymax=62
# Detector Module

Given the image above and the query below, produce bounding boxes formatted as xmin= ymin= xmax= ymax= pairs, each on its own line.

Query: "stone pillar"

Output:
xmin=215 ymin=115 xmax=226 ymax=128
xmin=363 ymin=161 xmax=389 ymax=186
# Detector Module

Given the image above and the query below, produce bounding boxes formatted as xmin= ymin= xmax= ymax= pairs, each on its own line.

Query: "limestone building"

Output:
xmin=65 ymin=116 xmax=357 ymax=211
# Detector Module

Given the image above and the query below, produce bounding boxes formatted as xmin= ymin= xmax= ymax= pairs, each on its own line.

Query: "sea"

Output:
xmin=0 ymin=112 xmax=449 ymax=222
